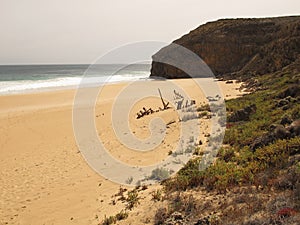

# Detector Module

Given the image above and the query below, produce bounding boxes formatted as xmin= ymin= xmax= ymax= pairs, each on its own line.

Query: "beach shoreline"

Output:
xmin=0 ymin=78 xmax=246 ymax=225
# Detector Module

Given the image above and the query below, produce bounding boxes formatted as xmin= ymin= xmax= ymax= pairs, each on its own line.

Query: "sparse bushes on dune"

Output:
xmin=156 ymin=72 xmax=300 ymax=224
xmin=164 ymin=136 xmax=300 ymax=193
xmin=101 ymin=210 xmax=128 ymax=225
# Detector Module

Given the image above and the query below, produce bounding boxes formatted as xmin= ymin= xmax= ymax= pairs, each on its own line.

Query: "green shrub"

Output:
xmin=149 ymin=168 xmax=170 ymax=181
xmin=115 ymin=210 xmax=128 ymax=221
xmin=101 ymin=210 xmax=128 ymax=225
xmin=202 ymin=160 xmax=245 ymax=192
xmin=151 ymin=189 xmax=163 ymax=202
xmin=102 ymin=215 xmax=117 ymax=225
xmin=168 ymin=193 xmax=196 ymax=214
xmin=217 ymin=147 xmax=235 ymax=162
xmin=126 ymin=189 xmax=140 ymax=210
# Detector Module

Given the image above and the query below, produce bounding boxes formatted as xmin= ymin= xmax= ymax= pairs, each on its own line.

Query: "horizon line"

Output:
xmin=0 ymin=63 xmax=152 ymax=66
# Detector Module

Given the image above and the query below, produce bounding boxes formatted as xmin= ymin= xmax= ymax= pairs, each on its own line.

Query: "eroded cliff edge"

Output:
xmin=150 ymin=16 xmax=300 ymax=79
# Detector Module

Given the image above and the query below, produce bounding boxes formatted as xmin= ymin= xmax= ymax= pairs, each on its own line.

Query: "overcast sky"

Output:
xmin=0 ymin=0 xmax=299 ymax=65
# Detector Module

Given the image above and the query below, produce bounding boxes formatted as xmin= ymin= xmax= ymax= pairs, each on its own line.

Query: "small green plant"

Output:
xmin=101 ymin=210 xmax=128 ymax=225
xmin=126 ymin=189 xmax=140 ymax=210
xmin=115 ymin=186 xmax=127 ymax=201
xmin=101 ymin=215 xmax=116 ymax=225
xmin=126 ymin=176 xmax=133 ymax=184
xmin=151 ymin=189 xmax=163 ymax=202
xmin=115 ymin=210 xmax=128 ymax=221
xmin=198 ymin=111 xmax=209 ymax=118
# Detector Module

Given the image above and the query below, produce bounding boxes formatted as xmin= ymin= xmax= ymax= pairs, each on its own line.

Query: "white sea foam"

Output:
xmin=0 ymin=73 xmax=149 ymax=95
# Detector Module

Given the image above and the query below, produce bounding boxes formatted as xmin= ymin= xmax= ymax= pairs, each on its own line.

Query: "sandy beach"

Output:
xmin=0 ymin=79 xmax=245 ymax=225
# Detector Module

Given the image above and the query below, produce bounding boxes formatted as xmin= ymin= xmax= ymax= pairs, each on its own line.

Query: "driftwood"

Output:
xmin=173 ymin=90 xmax=183 ymax=99
xmin=158 ymin=88 xmax=169 ymax=110
xmin=136 ymin=88 xmax=171 ymax=119
xmin=136 ymin=107 xmax=154 ymax=119
xmin=177 ymin=99 xmax=184 ymax=110
xmin=207 ymin=95 xmax=221 ymax=102
xmin=173 ymin=89 xmax=196 ymax=110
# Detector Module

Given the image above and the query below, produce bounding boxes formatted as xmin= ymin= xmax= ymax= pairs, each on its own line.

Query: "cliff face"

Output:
xmin=150 ymin=16 xmax=300 ymax=79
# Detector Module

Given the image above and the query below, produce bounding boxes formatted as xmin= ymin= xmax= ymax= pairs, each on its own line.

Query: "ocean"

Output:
xmin=0 ymin=64 xmax=151 ymax=95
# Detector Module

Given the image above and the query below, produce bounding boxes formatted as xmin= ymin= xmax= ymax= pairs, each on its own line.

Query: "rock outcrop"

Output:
xmin=250 ymin=119 xmax=300 ymax=151
xmin=150 ymin=16 xmax=300 ymax=79
xmin=228 ymin=104 xmax=257 ymax=122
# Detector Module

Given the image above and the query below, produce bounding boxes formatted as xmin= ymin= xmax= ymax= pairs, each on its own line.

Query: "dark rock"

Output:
xmin=251 ymin=124 xmax=284 ymax=151
xmin=269 ymin=123 xmax=278 ymax=130
xmin=287 ymin=119 xmax=300 ymax=136
xmin=242 ymin=78 xmax=260 ymax=92
xmin=231 ymin=110 xmax=249 ymax=121
xmin=273 ymin=125 xmax=290 ymax=139
xmin=276 ymin=99 xmax=289 ymax=107
xmin=228 ymin=104 xmax=256 ymax=122
xmin=291 ymin=97 xmax=297 ymax=103
xmin=280 ymin=115 xmax=292 ymax=125
xmin=251 ymin=122 xmax=299 ymax=151
xmin=244 ymin=104 xmax=257 ymax=113
xmin=282 ymin=105 xmax=290 ymax=111
xmin=251 ymin=133 xmax=275 ymax=151
xmin=278 ymin=85 xmax=300 ymax=99
xmin=150 ymin=16 xmax=300 ymax=79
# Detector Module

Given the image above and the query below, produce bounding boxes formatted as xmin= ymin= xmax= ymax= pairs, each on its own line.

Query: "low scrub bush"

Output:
xmin=126 ymin=189 xmax=140 ymax=210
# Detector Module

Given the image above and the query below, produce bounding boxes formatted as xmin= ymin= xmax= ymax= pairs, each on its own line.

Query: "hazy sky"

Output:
xmin=0 ymin=0 xmax=299 ymax=65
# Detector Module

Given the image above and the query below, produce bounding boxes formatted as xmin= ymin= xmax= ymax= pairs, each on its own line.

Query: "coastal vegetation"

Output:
xmin=100 ymin=70 xmax=300 ymax=225
xmin=155 ymin=71 xmax=300 ymax=224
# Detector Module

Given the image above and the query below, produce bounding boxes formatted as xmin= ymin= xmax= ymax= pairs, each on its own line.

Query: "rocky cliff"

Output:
xmin=150 ymin=16 xmax=300 ymax=79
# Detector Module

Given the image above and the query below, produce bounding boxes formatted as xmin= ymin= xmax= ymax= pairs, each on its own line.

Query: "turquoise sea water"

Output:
xmin=0 ymin=64 xmax=151 ymax=95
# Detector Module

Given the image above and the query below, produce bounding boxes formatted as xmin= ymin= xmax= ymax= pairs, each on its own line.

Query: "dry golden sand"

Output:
xmin=0 ymin=79 xmax=245 ymax=225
